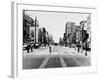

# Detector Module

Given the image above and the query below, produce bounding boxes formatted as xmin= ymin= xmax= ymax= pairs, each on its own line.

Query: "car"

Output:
xmin=34 ymin=43 xmax=41 ymax=49
xmin=54 ymin=43 xmax=58 ymax=46
xmin=23 ymin=44 xmax=28 ymax=50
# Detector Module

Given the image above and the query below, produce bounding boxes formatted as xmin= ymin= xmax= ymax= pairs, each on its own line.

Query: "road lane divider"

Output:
xmin=57 ymin=48 xmax=67 ymax=67
xmin=39 ymin=54 xmax=51 ymax=68
xmin=59 ymin=55 xmax=67 ymax=67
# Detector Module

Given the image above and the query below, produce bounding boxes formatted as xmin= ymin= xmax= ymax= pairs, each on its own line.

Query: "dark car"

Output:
xmin=34 ymin=43 xmax=41 ymax=49
xmin=23 ymin=44 xmax=28 ymax=50
xmin=54 ymin=43 xmax=58 ymax=46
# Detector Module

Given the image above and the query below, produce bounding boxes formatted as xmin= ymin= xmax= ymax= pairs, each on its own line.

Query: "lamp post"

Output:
xmin=82 ymin=26 xmax=84 ymax=53
xmin=80 ymin=21 xmax=85 ymax=53
xmin=34 ymin=16 xmax=39 ymax=45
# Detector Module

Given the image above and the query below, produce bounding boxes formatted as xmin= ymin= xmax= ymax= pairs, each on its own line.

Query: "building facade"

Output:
xmin=23 ymin=13 xmax=34 ymax=44
xmin=64 ymin=22 xmax=75 ymax=46
xmin=23 ymin=12 xmax=39 ymax=44
xmin=30 ymin=17 xmax=39 ymax=44
xmin=87 ymin=14 xmax=91 ymax=48
xmin=75 ymin=25 xmax=81 ymax=45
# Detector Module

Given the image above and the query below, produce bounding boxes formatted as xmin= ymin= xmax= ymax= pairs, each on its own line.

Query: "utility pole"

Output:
xmin=80 ymin=21 xmax=85 ymax=53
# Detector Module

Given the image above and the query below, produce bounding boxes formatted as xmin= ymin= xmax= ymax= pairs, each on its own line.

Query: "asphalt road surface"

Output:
xmin=23 ymin=46 xmax=90 ymax=69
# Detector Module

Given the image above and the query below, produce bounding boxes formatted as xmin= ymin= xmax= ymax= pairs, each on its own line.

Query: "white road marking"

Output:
xmin=39 ymin=54 xmax=51 ymax=68
xmin=59 ymin=55 xmax=67 ymax=67
xmin=71 ymin=56 xmax=84 ymax=66
xmin=56 ymin=47 xmax=67 ymax=67
xmin=67 ymin=52 xmax=85 ymax=66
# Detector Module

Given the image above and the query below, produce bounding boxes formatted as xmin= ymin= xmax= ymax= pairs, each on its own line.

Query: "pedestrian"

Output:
xmin=49 ymin=45 xmax=52 ymax=53
xmin=74 ymin=45 xmax=76 ymax=51
xmin=27 ymin=44 xmax=31 ymax=53
xmin=78 ymin=47 xmax=79 ymax=52
xmin=30 ymin=44 xmax=34 ymax=52
xmin=85 ymin=42 xmax=87 ymax=56
xmin=77 ymin=45 xmax=80 ymax=53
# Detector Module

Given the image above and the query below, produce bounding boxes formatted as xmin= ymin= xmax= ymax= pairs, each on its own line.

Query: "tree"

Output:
xmin=81 ymin=30 xmax=89 ymax=43
xmin=43 ymin=27 xmax=46 ymax=33
xmin=42 ymin=27 xmax=47 ymax=46
xmin=38 ymin=28 xmax=43 ymax=44
xmin=72 ymin=33 xmax=76 ymax=44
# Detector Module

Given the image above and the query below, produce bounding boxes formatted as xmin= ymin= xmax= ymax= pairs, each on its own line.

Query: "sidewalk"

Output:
xmin=63 ymin=47 xmax=91 ymax=56
xmin=23 ymin=46 xmax=49 ymax=55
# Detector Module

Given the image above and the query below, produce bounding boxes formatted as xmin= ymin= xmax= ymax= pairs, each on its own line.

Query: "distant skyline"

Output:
xmin=25 ymin=10 xmax=89 ymax=43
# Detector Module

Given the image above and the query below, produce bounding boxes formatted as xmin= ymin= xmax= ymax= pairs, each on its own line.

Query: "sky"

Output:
xmin=25 ymin=10 xmax=89 ymax=43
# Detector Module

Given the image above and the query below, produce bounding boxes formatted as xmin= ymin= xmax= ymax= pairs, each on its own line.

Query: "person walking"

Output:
xmin=26 ymin=44 xmax=31 ymax=53
xmin=78 ymin=47 xmax=80 ymax=52
xmin=85 ymin=42 xmax=87 ymax=56
xmin=49 ymin=45 xmax=52 ymax=53
xmin=30 ymin=44 xmax=34 ymax=52
xmin=77 ymin=45 xmax=80 ymax=53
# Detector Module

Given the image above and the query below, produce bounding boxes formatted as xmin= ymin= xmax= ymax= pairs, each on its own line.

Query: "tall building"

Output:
xmin=87 ymin=14 xmax=91 ymax=32
xmin=30 ymin=17 xmax=39 ymax=43
xmin=23 ymin=13 xmax=34 ymax=43
xmin=65 ymin=22 xmax=75 ymax=35
xmin=64 ymin=22 xmax=75 ymax=46
xmin=87 ymin=14 xmax=91 ymax=47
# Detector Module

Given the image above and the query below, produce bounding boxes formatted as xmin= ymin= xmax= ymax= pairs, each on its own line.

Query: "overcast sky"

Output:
xmin=25 ymin=10 xmax=89 ymax=43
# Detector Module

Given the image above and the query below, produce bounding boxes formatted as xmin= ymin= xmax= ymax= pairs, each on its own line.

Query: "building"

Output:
xmin=87 ymin=14 xmax=91 ymax=32
xmin=30 ymin=17 xmax=39 ymax=44
xmin=65 ymin=22 xmax=75 ymax=35
xmin=23 ymin=10 xmax=40 ymax=44
xmin=80 ymin=20 xmax=87 ymax=42
xmin=64 ymin=22 xmax=75 ymax=46
xmin=75 ymin=25 xmax=81 ymax=44
xmin=80 ymin=20 xmax=87 ymax=30
xmin=23 ymin=13 xmax=34 ymax=44
xmin=87 ymin=14 xmax=91 ymax=48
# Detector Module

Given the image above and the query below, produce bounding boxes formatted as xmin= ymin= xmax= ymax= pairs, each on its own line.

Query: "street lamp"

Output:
xmin=80 ymin=20 xmax=87 ymax=54
xmin=80 ymin=21 xmax=85 ymax=53
xmin=34 ymin=16 xmax=39 ymax=45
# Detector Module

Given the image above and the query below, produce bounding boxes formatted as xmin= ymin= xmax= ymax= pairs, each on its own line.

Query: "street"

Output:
xmin=23 ymin=46 xmax=90 ymax=69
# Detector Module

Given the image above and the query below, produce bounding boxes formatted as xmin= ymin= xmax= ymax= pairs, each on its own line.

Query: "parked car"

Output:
xmin=34 ymin=43 xmax=41 ymax=49
xmin=23 ymin=44 xmax=28 ymax=50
